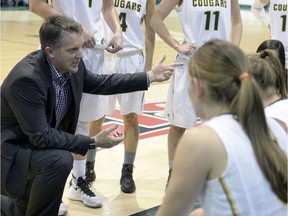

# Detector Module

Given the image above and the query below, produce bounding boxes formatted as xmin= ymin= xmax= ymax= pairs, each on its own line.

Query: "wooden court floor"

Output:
xmin=0 ymin=6 xmax=270 ymax=216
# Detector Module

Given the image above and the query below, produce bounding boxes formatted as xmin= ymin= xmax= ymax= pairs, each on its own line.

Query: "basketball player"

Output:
xmin=150 ymin=0 xmax=242 ymax=189
xmin=29 ymin=0 xmax=123 ymax=214
xmin=251 ymin=0 xmax=288 ymax=85
xmin=247 ymin=41 xmax=288 ymax=131
xmin=156 ymin=39 xmax=288 ymax=216
xmin=102 ymin=0 xmax=155 ymax=193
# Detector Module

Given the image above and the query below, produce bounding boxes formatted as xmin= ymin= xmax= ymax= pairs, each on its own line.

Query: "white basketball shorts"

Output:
xmin=104 ymin=51 xmax=145 ymax=116
xmin=164 ymin=54 xmax=198 ymax=128
xmin=78 ymin=48 xmax=110 ymax=121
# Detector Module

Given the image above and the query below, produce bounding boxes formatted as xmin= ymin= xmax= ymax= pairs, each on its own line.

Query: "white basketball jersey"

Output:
xmin=104 ymin=0 xmax=147 ymax=53
xmin=177 ymin=0 xmax=231 ymax=46
xmin=202 ymin=114 xmax=287 ymax=216
xmin=269 ymin=0 xmax=288 ymax=69
xmin=51 ymin=0 xmax=104 ymax=42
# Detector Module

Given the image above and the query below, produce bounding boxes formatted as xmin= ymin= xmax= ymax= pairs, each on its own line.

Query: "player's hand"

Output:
xmin=83 ymin=26 xmax=96 ymax=48
xmin=176 ymin=43 xmax=197 ymax=56
xmin=105 ymin=32 xmax=123 ymax=53
xmin=94 ymin=124 xmax=123 ymax=148
xmin=148 ymin=55 xmax=183 ymax=83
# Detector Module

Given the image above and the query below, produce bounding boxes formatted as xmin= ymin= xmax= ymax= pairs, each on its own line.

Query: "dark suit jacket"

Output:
xmin=1 ymin=50 xmax=148 ymax=197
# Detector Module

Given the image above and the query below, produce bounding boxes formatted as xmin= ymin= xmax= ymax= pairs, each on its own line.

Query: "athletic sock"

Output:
xmin=72 ymin=159 xmax=86 ymax=179
xmin=86 ymin=149 xmax=97 ymax=163
xmin=124 ymin=151 xmax=136 ymax=165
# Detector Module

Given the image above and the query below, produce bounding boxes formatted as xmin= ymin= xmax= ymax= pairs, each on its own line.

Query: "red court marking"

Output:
xmin=102 ymin=100 xmax=202 ymax=141
xmin=103 ymin=100 xmax=170 ymax=140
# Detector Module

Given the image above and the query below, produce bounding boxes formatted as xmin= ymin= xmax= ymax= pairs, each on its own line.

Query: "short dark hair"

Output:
xmin=39 ymin=15 xmax=83 ymax=51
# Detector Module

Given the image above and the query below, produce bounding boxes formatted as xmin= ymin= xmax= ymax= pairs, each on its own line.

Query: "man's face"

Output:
xmin=47 ymin=32 xmax=84 ymax=74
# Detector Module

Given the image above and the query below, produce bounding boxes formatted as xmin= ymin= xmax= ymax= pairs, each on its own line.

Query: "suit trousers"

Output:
xmin=1 ymin=149 xmax=73 ymax=216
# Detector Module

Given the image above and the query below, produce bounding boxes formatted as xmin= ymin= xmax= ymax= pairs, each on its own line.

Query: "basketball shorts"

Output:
xmin=78 ymin=48 xmax=110 ymax=121
xmin=164 ymin=54 xmax=198 ymax=128
xmin=104 ymin=51 xmax=145 ymax=116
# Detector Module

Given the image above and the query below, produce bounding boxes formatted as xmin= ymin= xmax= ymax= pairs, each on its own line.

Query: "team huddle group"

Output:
xmin=1 ymin=0 xmax=287 ymax=216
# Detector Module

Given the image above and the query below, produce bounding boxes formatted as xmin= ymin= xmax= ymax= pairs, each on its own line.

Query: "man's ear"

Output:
xmin=44 ymin=47 xmax=54 ymax=58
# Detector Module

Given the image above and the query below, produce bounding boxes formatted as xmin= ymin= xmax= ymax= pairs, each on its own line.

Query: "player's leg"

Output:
xmin=117 ymin=52 xmax=145 ymax=193
xmin=166 ymin=124 xmax=186 ymax=188
xmin=164 ymin=55 xmax=198 ymax=190
xmin=66 ymin=49 xmax=105 ymax=208
xmin=89 ymin=117 xmax=105 ymax=137
xmin=121 ymin=112 xmax=139 ymax=193
xmin=77 ymin=49 xmax=106 ymax=182
xmin=74 ymin=97 xmax=105 ymax=184
xmin=66 ymin=153 xmax=102 ymax=208
xmin=86 ymin=116 xmax=105 ymax=182
xmin=84 ymin=52 xmax=117 ymax=186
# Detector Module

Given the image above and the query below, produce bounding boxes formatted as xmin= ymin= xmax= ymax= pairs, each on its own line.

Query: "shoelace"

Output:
xmin=86 ymin=161 xmax=94 ymax=170
xmin=77 ymin=177 xmax=95 ymax=197
xmin=122 ymin=165 xmax=133 ymax=178
xmin=86 ymin=164 xmax=94 ymax=173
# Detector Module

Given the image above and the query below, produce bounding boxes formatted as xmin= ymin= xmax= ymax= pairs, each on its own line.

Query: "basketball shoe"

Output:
xmin=85 ymin=161 xmax=96 ymax=182
xmin=58 ymin=201 xmax=68 ymax=216
xmin=120 ymin=164 xmax=136 ymax=193
xmin=67 ymin=176 xmax=102 ymax=208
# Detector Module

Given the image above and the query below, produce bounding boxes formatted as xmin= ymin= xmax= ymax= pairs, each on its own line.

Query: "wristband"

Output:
xmin=147 ymin=73 xmax=151 ymax=87
xmin=89 ymin=138 xmax=97 ymax=149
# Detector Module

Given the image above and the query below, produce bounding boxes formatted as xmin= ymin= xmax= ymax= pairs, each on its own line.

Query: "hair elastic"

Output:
xmin=239 ymin=72 xmax=249 ymax=81
xmin=260 ymin=50 xmax=266 ymax=58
